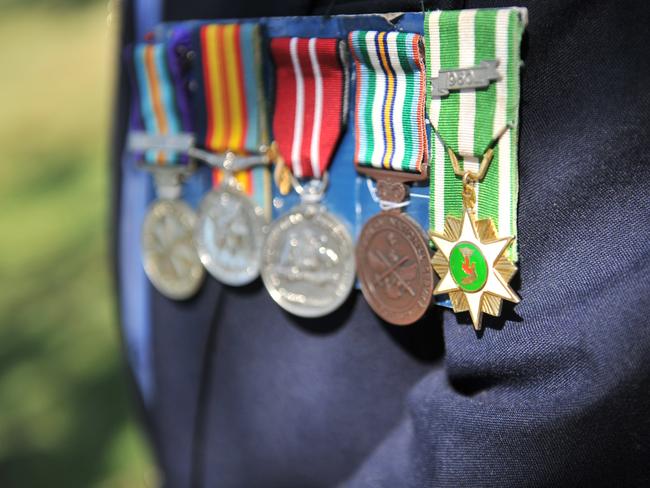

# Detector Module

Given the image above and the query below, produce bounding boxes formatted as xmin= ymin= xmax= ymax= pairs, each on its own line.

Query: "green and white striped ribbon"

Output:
xmin=348 ymin=31 xmax=427 ymax=173
xmin=425 ymin=8 xmax=526 ymax=260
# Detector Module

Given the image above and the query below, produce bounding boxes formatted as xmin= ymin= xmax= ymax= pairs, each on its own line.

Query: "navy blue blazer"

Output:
xmin=112 ymin=0 xmax=650 ymax=486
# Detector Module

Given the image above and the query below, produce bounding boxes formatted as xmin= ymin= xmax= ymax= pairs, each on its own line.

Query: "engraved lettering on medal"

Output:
xmin=429 ymin=60 xmax=500 ymax=97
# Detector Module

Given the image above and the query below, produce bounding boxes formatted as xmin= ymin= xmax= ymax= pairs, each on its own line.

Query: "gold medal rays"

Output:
xmin=430 ymin=148 xmax=520 ymax=331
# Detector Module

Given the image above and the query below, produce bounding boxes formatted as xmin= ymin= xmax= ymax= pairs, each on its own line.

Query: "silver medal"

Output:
xmin=261 ymin=202 xmax=355 ymax=317
xmin=142 ymin=198 xmax=205 ymax=300
xmin=195 ymin=186 xmax=266 ymax=286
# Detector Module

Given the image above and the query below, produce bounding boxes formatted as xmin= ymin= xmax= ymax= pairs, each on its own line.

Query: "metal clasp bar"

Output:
xmin=429 ymin=60 xmax=500 ymax=97
xmin=187 ymin=147 xmax=270 ymax=172
xmin=127 ymin=131 xmax=196 ymax=152
xmin=354 ymin=160 xmax=429 ymax=205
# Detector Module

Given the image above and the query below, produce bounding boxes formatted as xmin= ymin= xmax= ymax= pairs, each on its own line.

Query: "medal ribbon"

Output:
xmin=425 ymin=8 xmax=526 ymax=259
xmin=131 ymin=42 xmax=189 ymax=165
xmin=197 ymin=23 xmax=268 ymax=154
xmin=348 ymin=31 xmax=428 ymax=173
xmin=270 ymin=37 xmax=347 ymax=179
xmin=196 ymin=23 xmax=272 ymax=219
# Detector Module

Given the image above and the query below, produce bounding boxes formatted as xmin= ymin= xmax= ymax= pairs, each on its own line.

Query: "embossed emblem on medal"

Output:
xmin=357 ymin=211 xmax=434 ymax=325
xmin=264 ymin=36 xmax=352 ymax=317
xmin=142 ymin=199 xmax=205 ymax=300
xmin=261 ymin=203 xmax=355 ymax=318
xmin=425 ymin=8 xmax=527 ymax=331
xmin=348 ymin=30 xmax=434 ymax=325
xmin=195 ymin=186 xmax=266 ymax=286
xmin=187 ymin=22 xmax=273 ymax=286
xmin=429 ymin=165 xmax=520 ymax=331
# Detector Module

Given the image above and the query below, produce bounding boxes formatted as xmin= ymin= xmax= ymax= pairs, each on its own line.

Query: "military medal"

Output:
xmin=425 ymin=8 xmax=527 ymax=330
xmin=348 ymin=30 xmax=434 ymax=325
xmin=194 ymin=157 xmax=270 ymax=286
xmin=129 ymin=41 xmax=205 ymax=299
xmin=141 ymin=166 xmax=205 ymax=300
xmin=261 ymin=37 xmax=355 ymax=318
xmin=190 ymin=23 xmax=272 ymax=286
xmin=430 ymin=154 xmax=519 ymax=330
xmin=262 ymin=181 xmax=356 ymax=318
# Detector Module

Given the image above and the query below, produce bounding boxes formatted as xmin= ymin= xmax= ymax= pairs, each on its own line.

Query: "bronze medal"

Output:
xmin=356 ymin=166 xmax=436 ymax=325
xmin=357 ymin=210 xmax=434 ymax=325
xmin=349 ymin=30 xmax=434 ymax=325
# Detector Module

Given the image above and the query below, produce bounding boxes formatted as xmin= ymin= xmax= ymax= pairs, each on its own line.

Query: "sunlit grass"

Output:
xmin=0 ymin=2 xmax=156 ymax=486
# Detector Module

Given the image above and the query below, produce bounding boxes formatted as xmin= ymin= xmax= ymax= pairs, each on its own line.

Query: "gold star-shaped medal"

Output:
xmin=430 ymin=209 xmax=520 ymax=331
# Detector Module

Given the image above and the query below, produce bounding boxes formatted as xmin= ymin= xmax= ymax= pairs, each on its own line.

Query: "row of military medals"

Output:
xmin=134 ymin=28 xmax=520 ymax=330
xmin=135 ymin=28 xmax=269 ymax=300
xmin=136 ymin=32 xmax=356 ymax=320
xmin=141 ymin=149 xmax=270 ymax=297
xmin=140 ymin=152 xmax=267 ymax=299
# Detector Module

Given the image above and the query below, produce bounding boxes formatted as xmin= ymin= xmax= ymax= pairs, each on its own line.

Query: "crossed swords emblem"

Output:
xmin=369 ymin=248 xmax=418 ymax=298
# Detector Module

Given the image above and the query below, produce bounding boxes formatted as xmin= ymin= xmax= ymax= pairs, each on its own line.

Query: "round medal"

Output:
xmin=261 ymin=203 xmax=355 ymax=318
xmin=356 ymin=211 xmax=435 ymax=325
xmin=195 ymin=186 xmax=266 ymax=286
xmin=141 ymin=199 xmax=205 ymax=300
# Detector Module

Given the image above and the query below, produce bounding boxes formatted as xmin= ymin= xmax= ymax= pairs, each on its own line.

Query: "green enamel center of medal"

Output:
xmin=449 ymin=242 xmax=488 ymax=292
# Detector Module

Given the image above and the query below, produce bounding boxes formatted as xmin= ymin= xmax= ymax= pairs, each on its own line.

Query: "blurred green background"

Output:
xmin=0 ymin=0 xmax=156 ymax=486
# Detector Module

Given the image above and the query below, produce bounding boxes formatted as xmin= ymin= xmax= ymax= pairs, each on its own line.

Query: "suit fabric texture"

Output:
xmin=112 ymin=0 xmax=650 ymax=486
